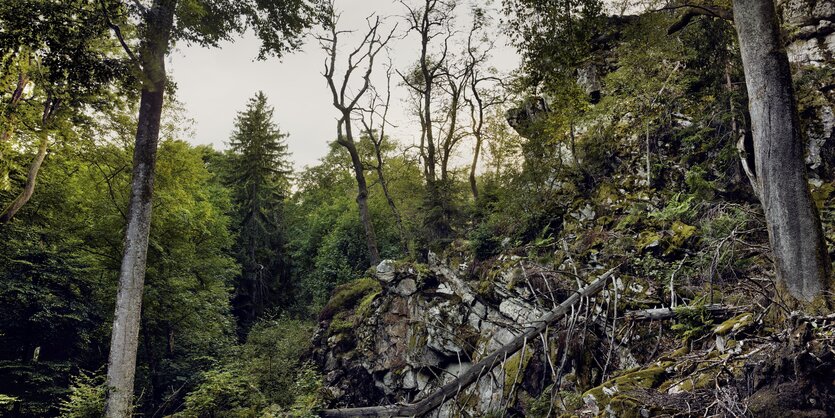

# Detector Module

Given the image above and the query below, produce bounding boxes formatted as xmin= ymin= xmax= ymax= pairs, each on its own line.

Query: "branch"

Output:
xmin=98 ymin=0 xmax=140 ymax=65
xmin=663 ymin=4 xmax=733 ymax=35
xmin=625 ymin=304 xmax=748 ymax=321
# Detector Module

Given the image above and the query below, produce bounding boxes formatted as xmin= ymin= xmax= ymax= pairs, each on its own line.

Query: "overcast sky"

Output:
xmin=168 ymin=0 xmax=521 ymax=171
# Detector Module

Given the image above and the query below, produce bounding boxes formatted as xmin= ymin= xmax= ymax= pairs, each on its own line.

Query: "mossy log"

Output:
xmin=318 ymin=266 xmax=619 ymax=418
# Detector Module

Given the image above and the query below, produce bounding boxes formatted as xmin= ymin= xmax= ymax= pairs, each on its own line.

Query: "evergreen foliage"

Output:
xmin=224 ymin=92 xmax=293 ymax=330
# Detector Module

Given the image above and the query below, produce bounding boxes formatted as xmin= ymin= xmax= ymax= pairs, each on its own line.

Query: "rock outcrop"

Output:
xmin=312 ymin=254 xmax=625 ymax=416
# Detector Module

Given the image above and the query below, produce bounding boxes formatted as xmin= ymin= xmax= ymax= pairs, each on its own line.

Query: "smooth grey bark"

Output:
xmin=732 ymin=0 xmax=831 ymax=303
xmin=0 ymin=95 xmax=58 ymax=223
xmin=104 ymin=1 xmax=175 ymax=416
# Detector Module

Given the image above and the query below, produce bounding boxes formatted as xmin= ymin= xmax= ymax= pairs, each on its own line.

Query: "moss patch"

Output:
xmin=504 ymin=348 xmax=534 ymax=397
xmin=714 ymin=312 xmax=754 ymax=336
xmin=320 ymin=278 xmax=382 ymax=320
xmin=582 ymin=362 xmax=673 ymax=413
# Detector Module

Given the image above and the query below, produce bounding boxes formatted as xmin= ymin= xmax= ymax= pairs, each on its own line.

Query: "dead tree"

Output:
xmin=398 ymin=0 xmax=456 ymax=185
xmin=463 ymin=8 xmax=505 ymax=200
xmin=359 ymin=63 xmax=409 ymax=255
xmin=318 ymin=3 xmax=396 ymax=265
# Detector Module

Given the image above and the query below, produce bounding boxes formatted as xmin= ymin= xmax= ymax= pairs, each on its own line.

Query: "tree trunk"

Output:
xmin=374 ymin=161 xmax=408 ymax=254
xmin=104 ymin=2 xmax=175 ymax=416
xmin=1 ymin=71 xmax=29 ymax=143
xmin=0 ymin=135 xmax=48 ymax=223
xmin=732 ymin=0 xmax=832 ymax=304
xmin=342 ymin=124 xmax=381 ymax=265
xmin=470 ymin=132 xmax=481 ymax=200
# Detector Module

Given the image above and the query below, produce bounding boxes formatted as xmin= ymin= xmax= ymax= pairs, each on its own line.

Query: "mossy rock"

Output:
xmin=355 ymin=291 xmax=381 ymax=320
xmin=606 ymin=394 xmax=646 ymax=418
xmin=320 ymin=278 xmax=382 ymax=320
xmin=714 ymin=312 xmax=754 ymax=336
xmin=582 ymin=362 xmax=673 ymax=413
xmin=659 ymin=371 xmax=714 ymax=394
xmin=503 ymin=348 xmax=535 ymax=397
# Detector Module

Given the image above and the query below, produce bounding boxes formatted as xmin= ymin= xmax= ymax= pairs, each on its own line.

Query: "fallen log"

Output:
xmin=318 ymin=266 xmax=619 ymax=418
xmin=625 ymin=304 xmax=747 ymax=321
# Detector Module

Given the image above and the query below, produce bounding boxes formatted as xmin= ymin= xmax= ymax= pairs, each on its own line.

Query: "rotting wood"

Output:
xmin=625 ymin=304 xmax=748 ymax=322
xmin=318 ymin=266 xmax=619 ymax=418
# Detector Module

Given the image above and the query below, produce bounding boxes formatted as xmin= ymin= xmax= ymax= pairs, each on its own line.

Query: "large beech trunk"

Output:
xmin=103 ymin=2 xmax=175 ymax=416
xmin=732 ymin=0 xmax=832 ymax=303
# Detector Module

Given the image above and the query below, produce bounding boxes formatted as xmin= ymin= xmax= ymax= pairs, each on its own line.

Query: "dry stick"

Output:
xmin=318 ymin=266 xmax=619 ymax=418
xmin=670 ymin=255 xmax=688 ymax=308
xmin=625 ymin=304 xmax=748 ymax=321
xmin=601 ymin=275 xmax=619 ymax=380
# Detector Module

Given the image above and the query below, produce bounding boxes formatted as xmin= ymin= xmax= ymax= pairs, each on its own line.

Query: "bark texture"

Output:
xmin=733 ymin=0 xmax=832 ymax=303
xmin=103 ymin=1 xmax=175 ymax=416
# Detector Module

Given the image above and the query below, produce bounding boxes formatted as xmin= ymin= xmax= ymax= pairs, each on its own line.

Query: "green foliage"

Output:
xmin=284 ymin=362 xmax=325 ymax=417
xmin=649 ymin=193 xmax=697 ymax=223
xmin=671 ymin=305 xmax=715 ymax=342
xmin=175 ymin=318 xmax=317 ymax=417
xmin=0 ymin=222 xmax=99 ymax=417
xmin=502 ymin=0 xmax=605 ymax=93
xmin=0 ymin=119 xmax=239 ymax=416
xmin=286 ymin=145 xmax=421 ymax=315
xmin=222 ymin=92 xmax=293 ymax=329
xmin=58 ymin=372 xmax=105 ymax=418
xmin=243 ymin=318 xmax=314 ymax=406
xmin=176 ymin=367 xmax=265 ymax=417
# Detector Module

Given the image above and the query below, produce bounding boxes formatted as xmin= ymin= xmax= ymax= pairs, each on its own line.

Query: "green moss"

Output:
xmin=355 ymin=291 xmax=380 ymax=320
xmin=607 ymin=394 xmax=644 ymax=418
xmin=582 ymin=362 xmax=672 ymax=412
xmin=320 ymin=278 xmax=382 ymax=320
xmin=328 ymin=318 xmax=353 ymax=336
xmin=714 ymin=313 xmax=753 ymax=336
xmin=503 ymin=349 xmax=534 ymax=397
xmin=407 ymin=322 xmax=427 ymax=350
xmin=636 ymin=230 xmax=661 ymax=252
xmin=660 ymin=371 xmax=714 ymax=393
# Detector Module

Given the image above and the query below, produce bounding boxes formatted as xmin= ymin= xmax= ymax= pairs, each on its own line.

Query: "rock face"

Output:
xmin=780 ymin=0 xmax=835 ymax=179
xmin=781 ymin=0 xmax=835 ymax=66
xmin=312 ymin=255 xmax=615 ymax=416
xmin=506 ymin=3 xmax=835 ymax=179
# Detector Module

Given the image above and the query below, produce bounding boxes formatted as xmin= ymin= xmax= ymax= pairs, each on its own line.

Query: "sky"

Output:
xmin=169 ymin=0 xmax=521 ymax=171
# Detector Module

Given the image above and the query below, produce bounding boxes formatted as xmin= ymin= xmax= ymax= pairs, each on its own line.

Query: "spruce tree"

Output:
xmin=227 ymin=92 xmax=293 ymax=330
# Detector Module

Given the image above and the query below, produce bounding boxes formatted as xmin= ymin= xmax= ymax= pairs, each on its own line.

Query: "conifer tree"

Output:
xmin=227 ymin=92 xmax=293 ymax=329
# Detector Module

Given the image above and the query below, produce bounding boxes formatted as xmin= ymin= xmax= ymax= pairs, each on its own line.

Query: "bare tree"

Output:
xmin=359 ymin=63 xmax=409 ymax=254
xmin=318 ymin=3 xmax=396 ymax=265
xmin=398 ymin=0 xmax=456 ymax=185
xmin=399 ymin=0 xmax=468 ymax=243
xmin=463 ymin=7 xmax=505 ymax=199
xmin=732 ymin=0 xmax=832 ymax=304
